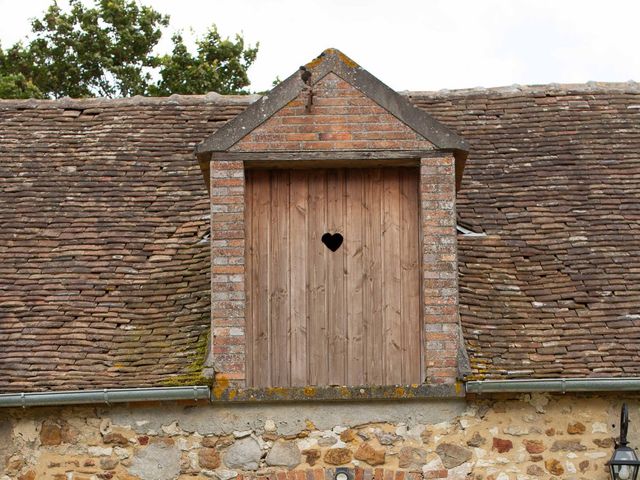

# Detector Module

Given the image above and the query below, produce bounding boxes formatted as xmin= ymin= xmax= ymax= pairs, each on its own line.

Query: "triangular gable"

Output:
xmin=230 ymin=72 xmax=436 ymax=152
xmin=196 ymin=48 xmax=469 ymax=188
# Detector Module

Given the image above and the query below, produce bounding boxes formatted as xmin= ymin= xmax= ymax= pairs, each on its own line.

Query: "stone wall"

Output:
xmin=1 ymin=393 xmax=635 ymax=480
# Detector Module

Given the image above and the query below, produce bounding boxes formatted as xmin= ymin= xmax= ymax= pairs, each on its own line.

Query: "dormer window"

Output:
xmin=196 ymin=49 xmax=469 ymax=390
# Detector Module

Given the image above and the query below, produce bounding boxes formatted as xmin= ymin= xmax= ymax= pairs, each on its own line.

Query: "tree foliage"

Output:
xmin=0 ymin=0 xmax=258 ymax=98
xmin=150 ymin=29 xmax=258 ymax=96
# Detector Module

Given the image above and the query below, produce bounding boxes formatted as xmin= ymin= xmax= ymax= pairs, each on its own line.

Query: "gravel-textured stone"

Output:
xmin=466 ymin=432 xmax=485 ymax=447
xmin=39 ymin=421 xmax=62 ymax=446
xmin=129 ymin=443 xmax=181 ymax=480
xmin=103 ymin=433 xmax=129 ymax=446
xmin=567 ymin=422 xmax=586 ymax=435
xmin=354 ymin=442 xmax=385 ymax=466
xmin=100 ymin=457 xmax=119 ymax=470
xmin=223 ymin=437 xmax=262 ymax=471
xmin=435 ymin=443 xmax=472 ymax=469
xmin=523 ymin=439 xmax=545 ymax=454
xmin=398 ymin=446 xmax=427 ymax=469
xmin=318 ymin=436 xmax=338 ymax=447
xmin=491 ymin=437 xmax=513 ymax=453
xmin=265 ymin=441 xmax=301 ymax=468
xmin=545 ymin=458 xmax=564 ymax=475
xmin=593 ymin=438 xmax=615 ymax=448
xmin=375 ymin=430 xmax=399 ymax=445
xmin=324 ymin=448 xmax=352 ymax=465
xmin=302 ymin=448 xmax=320 ymax=466
xmin=550 ymin=440 xmax=586 ymax=452
xmin=526 ymin=464 xmax=545 ymax=476
xmin=199 ymin=448 xmax=221 ymax=469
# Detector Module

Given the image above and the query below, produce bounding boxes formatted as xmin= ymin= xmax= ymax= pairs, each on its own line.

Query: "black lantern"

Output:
xmin=607 ymin=404 xmax=640 ymax=480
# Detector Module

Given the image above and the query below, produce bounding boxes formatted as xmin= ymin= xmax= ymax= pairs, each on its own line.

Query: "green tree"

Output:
xmin=150 ymin=28 xmax=258 ymax=96
xmin=0 ymin=0 xmax=258 ymax=99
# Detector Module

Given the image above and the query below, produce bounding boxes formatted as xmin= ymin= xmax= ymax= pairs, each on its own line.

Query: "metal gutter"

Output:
xmin=466 ymin=377 xmax=640 ymax=394
xmin=0 ymin=386 xmax=210 ymax=408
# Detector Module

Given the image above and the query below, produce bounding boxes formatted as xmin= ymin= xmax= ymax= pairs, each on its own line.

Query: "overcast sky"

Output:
xmin=1 ymin=0 xmax=639 ymax=93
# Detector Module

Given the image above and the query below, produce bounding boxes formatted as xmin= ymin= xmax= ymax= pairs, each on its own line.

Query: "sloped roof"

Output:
xmin=1 ymin=83 xmax=640 ymax=391
xmin=410 ymin=83 xmax=640 ymax=379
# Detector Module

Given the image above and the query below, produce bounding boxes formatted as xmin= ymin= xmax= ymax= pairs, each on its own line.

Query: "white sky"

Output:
xmin=1 ymin=0 xmax=639 ymax=93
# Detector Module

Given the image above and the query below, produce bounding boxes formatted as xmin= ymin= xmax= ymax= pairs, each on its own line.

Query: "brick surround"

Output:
xmin=209 ymin=73 xmax=460 ymax=387
xmin=210 ymin=154 xmax=458 ymax=386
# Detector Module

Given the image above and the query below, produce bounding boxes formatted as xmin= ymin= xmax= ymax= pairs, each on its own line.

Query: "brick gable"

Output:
xmin=231 ymin=73 xmax=435 ymax=152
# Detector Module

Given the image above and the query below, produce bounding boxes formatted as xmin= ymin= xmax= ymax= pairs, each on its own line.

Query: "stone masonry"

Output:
xmin=0 ymin=393 xmax=635 ymax=479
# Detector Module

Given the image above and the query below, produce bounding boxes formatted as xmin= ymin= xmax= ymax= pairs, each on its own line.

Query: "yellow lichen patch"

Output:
xmin=305 ymin=54 xmax=326 ymax=70
xmin=265 ymin=387 xmax=290 ymax=399
xmin=303 ymin=386 xmax=317 ymax=397
xmin=455 ymin=381 xmax=464 ymax=395
xmin=332 ymin=49 xmax=359 ymax=68
xmin=212 ymin=374 xmax=230 ymax=399
xmin=304 ymin=48 xmax=360 ymax=70
xmin=394 ymin=387 xmax=406 ymax=397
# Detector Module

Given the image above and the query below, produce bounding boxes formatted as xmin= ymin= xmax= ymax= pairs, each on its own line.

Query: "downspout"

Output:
xmin=466 ymin=377 xmax=640 ymax=394
xmin=0 ymin=386 xmax=210 ymax=408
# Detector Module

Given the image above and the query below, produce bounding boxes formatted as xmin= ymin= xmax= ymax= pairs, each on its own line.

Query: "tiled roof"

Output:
xmin=0 ymin=94 xmax=254 ymax=392
xmin=410 ymin=82 xmax=640 ymax=379
xmin=1 ymin=83 xmax=640 ymax=391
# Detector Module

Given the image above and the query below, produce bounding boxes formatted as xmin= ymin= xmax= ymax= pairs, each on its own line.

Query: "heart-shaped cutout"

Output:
xmin=321 ymin=232 xmax=343 ymax=252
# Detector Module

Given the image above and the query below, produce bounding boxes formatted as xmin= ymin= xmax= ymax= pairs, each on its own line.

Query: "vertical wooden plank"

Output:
xmin=346 ymin=169 xmax=365 ymax=385
xmin=252 ymin=169 xmax=271 ymax=387
xmin=270 ymin=171 xmax=290 ymax=386
xmin=364 ymin=168 xmax=384 ymax=385
xmin=308 ymin=169 xmax=328 ymax=385
xmin=327 ymin=169 xmax=346 ymax=385
xmin=289 ymin=170 xmax=308 ymax=386
xmin=244 ymin=170 xmax=254 ymax=386
xmin=400 ymin=168 xmax=422 ymax=384
xmin=382 ymin=168 xmax=403 ymax=385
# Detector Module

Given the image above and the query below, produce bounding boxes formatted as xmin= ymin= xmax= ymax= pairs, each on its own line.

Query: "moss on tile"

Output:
xmin=162 ymin=331 xmax=212 ymax=387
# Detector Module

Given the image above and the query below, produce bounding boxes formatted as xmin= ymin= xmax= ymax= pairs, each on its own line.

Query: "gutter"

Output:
xmin=466 ymin=377 xmax=640 ymax=394
xmin=0 ymin=386 xmax=210 ymax=408
xmin=2 ymin=379 xmax=639 ymax=407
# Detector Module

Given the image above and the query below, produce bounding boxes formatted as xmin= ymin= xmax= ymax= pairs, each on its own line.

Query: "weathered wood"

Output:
xmin=251 ymin=170 xmax=271 ymax=387
xmin=308 ymin=170 xmax=328 ymax=386
xmin=270 ymin=171 xmax=290 ymax=386
xmin=327 ymin=169 xmax=346 ymax=385
xmin=364 ymin=168 xmax=384 ymax=385
xmin=383 ymin=168 xmax=403 ymax=384
xmin=346 ymin=169 xmax=365 ymax=385
xmin=245 ymin=166 xmax=421 ymax=387
xmin=289 ymin=170 xmax=308 ymax=386
xmin=401 ymin=168 xmax=422 ymax=383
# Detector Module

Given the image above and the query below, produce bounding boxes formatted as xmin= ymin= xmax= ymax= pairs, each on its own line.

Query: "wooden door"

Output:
xmin=245 ymin=167 xmax=422 ymax=387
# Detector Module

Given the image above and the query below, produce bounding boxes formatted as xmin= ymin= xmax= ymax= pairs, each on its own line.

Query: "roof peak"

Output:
xmin=196 ymin=47 xmax=469 ymax=156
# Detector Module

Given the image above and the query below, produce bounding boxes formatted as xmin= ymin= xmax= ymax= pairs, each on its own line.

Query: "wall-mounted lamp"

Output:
xmin=607 ymin=404 xmax=640 ymax=480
